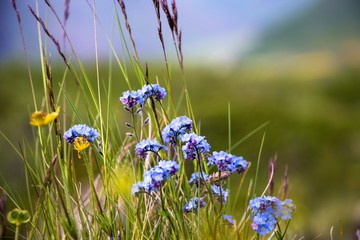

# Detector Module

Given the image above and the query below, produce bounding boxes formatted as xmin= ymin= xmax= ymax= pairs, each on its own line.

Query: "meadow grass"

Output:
xmin=0 ymin=0 xmax=298 ymax=239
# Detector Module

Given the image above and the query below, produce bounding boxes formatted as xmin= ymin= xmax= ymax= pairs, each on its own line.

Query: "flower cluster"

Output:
xmin=281 ymin=199 xmax=296 ymax=220
xmin=135 ymin=139 xmax=167 ymax=158
xmin=211 ymin=185 xmax=229 ymax=203
xmin=132 ymin=160 xmax=180 ymax=195
xmin=161 ymin=116 xmax=193 ymax=146
xmin=208 ymin=151 xmax=248 ymax=174
xmin=142 ymin=84 xmax=167 ymax=101
xmin=183 ymin=197 xmax=206 ymax=213
xmin=223 ymin=215 xmax=234 ymax=225
xmin=249 ymin=196 xmax=296 ymax=236
xmin=121 ymin=98 xmax=251 ymax=221
xmin=120 ymin=90 xmax=145 ymax=109
xmin=188 ymin=172 xmax=209 ymax=187
xmin=120 ymin=84 xmax=166 ymax=109
xmin=181 ymin=133 xmax=211 ymax=160
xmin=64 ymin=124 xmax=100 ymax=144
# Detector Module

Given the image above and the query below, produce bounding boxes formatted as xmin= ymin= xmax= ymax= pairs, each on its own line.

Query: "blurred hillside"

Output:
xmin=240 ymin=0 xmax=360 ymax=81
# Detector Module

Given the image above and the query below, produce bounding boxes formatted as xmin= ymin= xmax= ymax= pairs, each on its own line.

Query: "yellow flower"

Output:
xmin=74 ymin=136 xmax=90 ymax=158
xmin=30 ymin=106 xmax=60 ymax=126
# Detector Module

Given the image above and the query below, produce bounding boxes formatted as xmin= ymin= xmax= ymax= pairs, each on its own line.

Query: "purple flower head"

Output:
xmin=180 ymin=133 xmax=211 ymax=160
xmin=223 ymin=215 xmax=234 ymax=225
xmin=158 ymin=160 xmax=180 ymax=176
xmin=120 ymin=90 xmax=145 ymax=109
xmin=251 ymin=222 xmax=274 ymax=236
xmin=64 ymin=124 xmax=100 ymax=143
xmin=161 ymin=116 xmax=193 ymax=146
xmin=131 ymin=181 xmax=150 ymax=195
xmin=249 ymin=196 xmax=295 ymax=236
xmin=135 ymin=139 xmax=167 ymax=158
xmin=211 ymin=185 xmax=229 ymax=203
xmin=281 ymin=199 xmax=296 ymax=220
xmin=188 ymin=171 xmax=209 ymax=187
xmin=131 ymin=160 xmax=180 ymax=195
xmin=183 ymin=197 xmax=206 ymax=213
xmin=208 ymin=151 xmax=248 ymax=174
xmin=141 ymin=84 xmax=167 ymax=101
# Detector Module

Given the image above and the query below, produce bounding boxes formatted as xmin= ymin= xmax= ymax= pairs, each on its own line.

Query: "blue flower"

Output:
xmin=131 ymin=180 xmax=153 ymax=195
xmin=183 ymin=197 xmax=206 ymax=213
xmin=249 ymin=196 xmax=295 ymax=236
xmin=180 ymin=133 xmax=211 ymax=160
xmin=64 ymin=124 xmax=100 ymax=143
xmin=211 ymin=185 xmax=229 ymax=203
xmin=208 ymin=151 xmax=248 ymax=174
xmin=131 ymin=160 xmax=180 ymax=195
xmin=281 ymin=199 xmax=296 ymax=220
xmin=223 ymin=215 xmax=234 ymax=225
xmin=161 ymin=116 xmax=193 ymax=146
xmin=149 ymin=167 xmax=165 ymax=182
xmin=251 ymin=222 xmax=274 ymax=236
xmin=120 ymin=90 xmax=145 ymax=109
xmin=141 ymin=84 xmax=167 ymax=101
xmin=158 ymin=160 xmax=180 ymax=176
xmin=120 ymin=84 xmax=166 ymax=110
xmin=188 ymin=172 xmax=209 ymax=187
xmin=135 ymin=139 xmax=167 ymax=158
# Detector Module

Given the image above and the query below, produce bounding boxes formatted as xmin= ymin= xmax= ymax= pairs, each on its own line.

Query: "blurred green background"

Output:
xmin=1 ymin=0 xmax=360 ymax=238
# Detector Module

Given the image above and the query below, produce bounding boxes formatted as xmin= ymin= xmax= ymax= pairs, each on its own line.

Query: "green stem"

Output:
xmin=281 ymin=220 xmax=291 ymax=240
xmin=131 ymin=109 xmax=139 ymax=142
xmin=83 ymin=152 xmax=103 ymax=214
xmin=15 ymin=225 xmax=19 ymax=240
xmin=159 ymin=184 xmax=176 ymax=235
xmin=276 ymin=222 xmax=283 ymax=240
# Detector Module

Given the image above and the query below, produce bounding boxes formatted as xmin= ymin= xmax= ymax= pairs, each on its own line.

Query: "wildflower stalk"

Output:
xmin=253 ymin=133 xmax=266 ymax=197
xmin=28 ymin=154 xmax=58 ymax=239
xmin=212 ymin=170 xmax=223 ymax=240
xmin=82 ymin=152 xmax=103 ymax=215
xmin=279 ymin=220 xmax=291 ymax=240
xmin=149 ymin=96 xmax=163 ymax=141
xmin=131 ymin=109 xmax=140 ymax=142
xmin=159 ymin=183 xmax=177 ymax=237
xmin=275 ymin=222 xmax=283 ymax=240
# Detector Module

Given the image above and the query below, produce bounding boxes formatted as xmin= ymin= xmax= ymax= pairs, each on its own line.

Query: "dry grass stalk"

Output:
xmin=281 ymin=164 xmax=289 ymax=199
xmin=160 ymin=0 xmax=183 ymax=69
xmin=268 ymin=154 xmax=277 ymax=196
xmin=117 ymin=0 xmax=139 ymax=59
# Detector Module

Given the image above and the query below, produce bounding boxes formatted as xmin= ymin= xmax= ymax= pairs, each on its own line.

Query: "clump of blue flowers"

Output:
xmin=181 ymin=133 xmax=211 ymax=160
xmin=141 ymin=84 xmax=167 ymax=101
xmin=188 ymin=172 xmax=209 ymax=187
xmin=249 ymin=196 xmax=296 ymax=236
xmin=120 ymin=83 xmax=296 ymax=237
xmin=162 ymin=116 xmax=193 ymax=146
xmin=132 ymin=160 xmax=180 ymax=195
xmin=223 ymin=215 xmax=234 ymax=225
xmin=208 ymin=151 xmax=248 ymax=174
xmin=63 ymin=124 xmax=100 ymax=143
xmin=135 ymin=139 xmax=167 ymax=158
xmin=183 ymin=197 xmax=206 ymax=213
xmin=120 ymin=84 xmax=166 ymax=109
xmin=211 ymin=185 xmax=229 ymax=203
xmin=120 ymin=90 xmax=146 ymax=109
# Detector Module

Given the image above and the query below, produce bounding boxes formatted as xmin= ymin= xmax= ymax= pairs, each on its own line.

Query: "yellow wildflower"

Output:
xmin=29 ymin=107 xmax=60 ymax=126
xmin=74 ymin=136 xmax=90 ymax=158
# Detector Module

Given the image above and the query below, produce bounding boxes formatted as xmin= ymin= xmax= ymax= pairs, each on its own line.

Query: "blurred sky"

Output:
xmin=0 ymin=0 xmax=318 ymax=64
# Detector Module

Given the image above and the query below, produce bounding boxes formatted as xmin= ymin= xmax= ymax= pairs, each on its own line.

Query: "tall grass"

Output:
xmin=1 ymin=0 xmax=295 ymax=239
